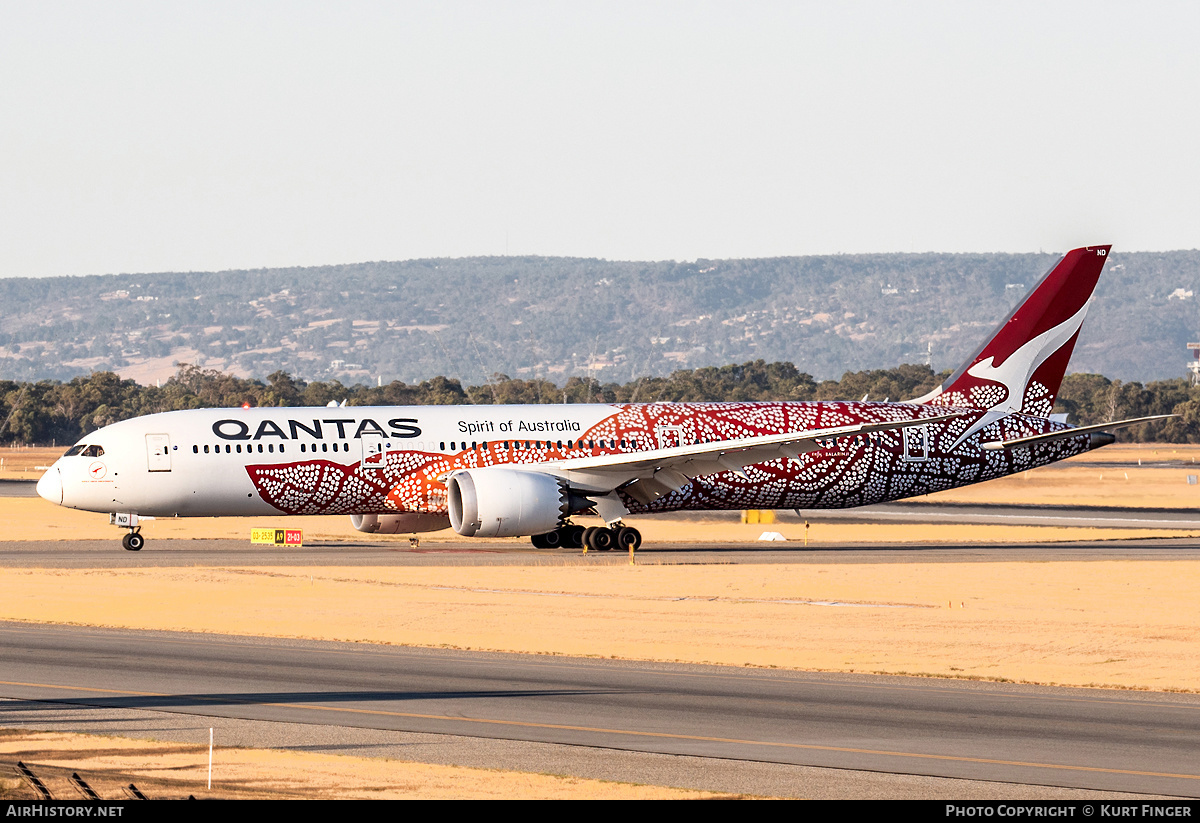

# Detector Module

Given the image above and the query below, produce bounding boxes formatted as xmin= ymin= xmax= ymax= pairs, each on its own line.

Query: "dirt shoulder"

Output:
xmin=0 ymin=730 xmax=732 ymax=800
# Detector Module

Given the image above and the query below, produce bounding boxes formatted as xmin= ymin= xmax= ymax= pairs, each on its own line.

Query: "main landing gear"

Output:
xmin=530 ymin=523 xmax=642 ymax=552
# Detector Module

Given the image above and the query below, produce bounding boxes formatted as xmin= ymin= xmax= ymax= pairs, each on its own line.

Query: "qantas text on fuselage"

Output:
xmin=206 ymin=416 xmax=584 ymax=442
xmin=211 ymin=417 xmax=422 ymax=441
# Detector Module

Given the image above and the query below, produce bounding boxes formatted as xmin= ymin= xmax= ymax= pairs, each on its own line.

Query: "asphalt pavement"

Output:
xmin=0 ymin=622 xmax=1195 ymax=798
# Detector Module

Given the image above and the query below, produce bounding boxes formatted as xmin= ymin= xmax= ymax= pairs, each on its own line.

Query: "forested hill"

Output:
xmin=1 ymin=249 xmax=1198 ymax=386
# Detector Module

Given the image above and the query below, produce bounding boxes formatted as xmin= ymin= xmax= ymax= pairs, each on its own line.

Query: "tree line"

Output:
xmin=1 ymin=362 xmax=1196 ymax=447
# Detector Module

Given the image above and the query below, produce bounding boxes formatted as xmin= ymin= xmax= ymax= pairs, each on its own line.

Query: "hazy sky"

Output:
xmin=2 ymin=1 xmax=1198 ymax=278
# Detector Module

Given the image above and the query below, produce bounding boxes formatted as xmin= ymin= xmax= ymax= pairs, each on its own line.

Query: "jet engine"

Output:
xmin=447 ymin=468 xmax=584 ymax=537
xmin=350 ymin=512 xmax=450 ymax=534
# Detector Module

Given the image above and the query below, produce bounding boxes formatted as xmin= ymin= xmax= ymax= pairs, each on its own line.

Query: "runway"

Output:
xmin=795 ymin=501 xmax=1200 ymax=529
xmin=0 ymin=479 xmax=37 ymax=496
xmin=4 ymin=534 xmax=1200 ymax=568
xmin=0 ymin=621 xmax=1196 ymax=798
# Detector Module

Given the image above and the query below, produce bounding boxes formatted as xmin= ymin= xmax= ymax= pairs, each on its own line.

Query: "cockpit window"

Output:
xmin=81 ymin=445 xmax=105 ymax=457
xmin=63 ymin=445 xmax=85 ymax=457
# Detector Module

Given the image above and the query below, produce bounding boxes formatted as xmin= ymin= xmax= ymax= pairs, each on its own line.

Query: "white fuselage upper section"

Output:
xmin=38 ymin=404 xmax=621 ymax=517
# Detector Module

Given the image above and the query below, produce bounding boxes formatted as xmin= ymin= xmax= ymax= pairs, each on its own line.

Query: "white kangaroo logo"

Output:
xmin=965 ymin=297 xmax=1092 ymax=415
xmin=941 ymin=298 xmax=1092 ymax=450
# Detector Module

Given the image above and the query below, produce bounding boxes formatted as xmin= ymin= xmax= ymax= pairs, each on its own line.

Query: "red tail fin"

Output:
xmin=915 ymin=245 xmax=1111 ymax=416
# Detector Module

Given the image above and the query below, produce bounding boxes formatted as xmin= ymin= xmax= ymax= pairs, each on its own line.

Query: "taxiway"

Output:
xmin=1 ymin=621 xmax=1196 ymax=798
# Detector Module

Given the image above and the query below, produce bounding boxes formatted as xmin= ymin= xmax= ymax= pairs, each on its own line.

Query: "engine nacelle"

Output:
xmin=350 ymin=512 xmax=450 ymax=535
xmin=447 ymin=469 xmax=569 ymax=537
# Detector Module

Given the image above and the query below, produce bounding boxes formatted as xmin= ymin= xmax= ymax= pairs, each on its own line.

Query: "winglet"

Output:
xmin=914 ymin=246 xmax=1111 ymax=416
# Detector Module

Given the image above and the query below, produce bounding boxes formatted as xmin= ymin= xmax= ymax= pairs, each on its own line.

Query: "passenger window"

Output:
xmin=203 ymin=445 xmax=210 ymax=454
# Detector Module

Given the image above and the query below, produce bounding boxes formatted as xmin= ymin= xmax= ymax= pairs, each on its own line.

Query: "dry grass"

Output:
xmin=2 ymin=559 xmax=1199 ymax=692
xmin=911 ymin=449 xmax=1200 ymax=509
xmin=0 ymin=446 xmax=59 ymax=479
xmin=0 ymin=730 xmax=729 ymax=800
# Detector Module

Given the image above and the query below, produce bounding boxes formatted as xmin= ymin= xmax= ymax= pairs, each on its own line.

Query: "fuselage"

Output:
xmin=38 ymin=400 xmax=1094 ymax=520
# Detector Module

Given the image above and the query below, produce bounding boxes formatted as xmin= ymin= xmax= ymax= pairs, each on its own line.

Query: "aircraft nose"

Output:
xmin=36 ymin=466 xmax=63 ymax=505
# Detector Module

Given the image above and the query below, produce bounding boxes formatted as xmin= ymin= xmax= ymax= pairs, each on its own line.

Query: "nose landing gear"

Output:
xmin=110 ymin=513 xmax=145 ymax=552
xmin=121 ymin=530 xmax=144 ymax=552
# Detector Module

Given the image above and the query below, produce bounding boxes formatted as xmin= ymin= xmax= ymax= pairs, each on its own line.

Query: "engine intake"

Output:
xmin=447 ymin=469 xmax=572 ymax=537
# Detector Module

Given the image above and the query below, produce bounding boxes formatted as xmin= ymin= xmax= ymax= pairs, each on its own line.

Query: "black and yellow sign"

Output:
xmin=250 ymin=528 xmax=303 ymax=546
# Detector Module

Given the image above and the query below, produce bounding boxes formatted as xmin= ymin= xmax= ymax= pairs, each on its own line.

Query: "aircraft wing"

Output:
xmin=541 ymin=412 xmax=963 ymax=502
xmin=980 ymin=414 xmax=1175 ymax=451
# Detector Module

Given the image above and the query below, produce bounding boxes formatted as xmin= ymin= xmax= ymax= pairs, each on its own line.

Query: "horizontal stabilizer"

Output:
xmin=979 ymin=415 xmax=1174 ymax=451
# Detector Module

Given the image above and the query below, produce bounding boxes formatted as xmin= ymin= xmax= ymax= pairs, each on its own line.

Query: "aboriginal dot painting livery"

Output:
xmin=37 ymin=245 xmax=1168 ymax=552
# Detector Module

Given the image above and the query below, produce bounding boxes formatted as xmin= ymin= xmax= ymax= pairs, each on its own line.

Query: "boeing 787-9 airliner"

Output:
xmin=36 ymin=245 xmax=1166 ymax=552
